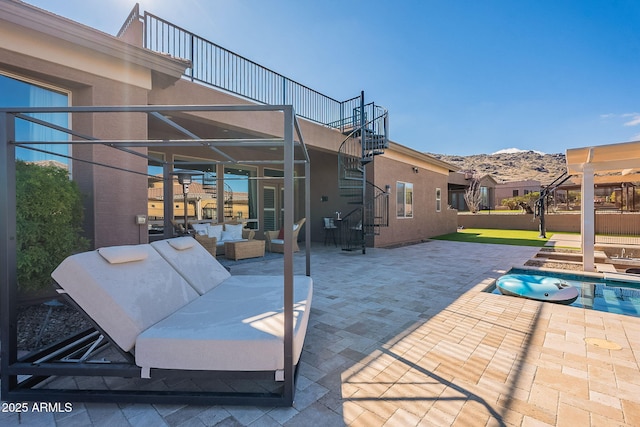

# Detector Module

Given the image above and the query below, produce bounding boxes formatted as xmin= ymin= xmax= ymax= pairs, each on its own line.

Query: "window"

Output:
xmin=396 ymin=181 xmax=413 ymax=218
xmin=0 ymin=73 xmax=69 ymax=165
xmin=263 ymin=169 xmax=285 ymax=231
xmin=513 ymin=189 xmax=519 ymax=197
xmin=481 ymin=187 xmax=489 ymax=209
xmin=263 ymin=186 xmax=278 ymax=231
xmin=524 ymin=189 xmax=530 ymax=195
xmin=436 ymin=188 xmax=442 ymax=212
xmin=224 ymin=166 xmax=257 ymax=227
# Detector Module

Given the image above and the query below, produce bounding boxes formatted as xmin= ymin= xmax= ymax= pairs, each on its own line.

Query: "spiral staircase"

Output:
xmin=336 ymin=92 xmax=390 ymax=253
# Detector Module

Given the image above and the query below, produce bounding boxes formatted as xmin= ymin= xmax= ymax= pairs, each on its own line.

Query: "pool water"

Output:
xmin=489 ymin=268 xmax=640 ymax=318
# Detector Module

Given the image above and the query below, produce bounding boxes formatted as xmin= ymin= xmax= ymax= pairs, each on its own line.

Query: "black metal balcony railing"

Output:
xmin=143 ymin=11 xmax=351 ymax=127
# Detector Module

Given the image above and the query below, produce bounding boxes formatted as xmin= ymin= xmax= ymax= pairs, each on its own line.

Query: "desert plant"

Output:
xmin=16 ymin=161 xmax=89 ymax=292
xmin=464 ymin=174 xmax=483 ymax=213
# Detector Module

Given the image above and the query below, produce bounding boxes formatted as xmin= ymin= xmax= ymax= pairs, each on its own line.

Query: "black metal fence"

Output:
xmin=143 ymin=12 xmax=348 ymax=127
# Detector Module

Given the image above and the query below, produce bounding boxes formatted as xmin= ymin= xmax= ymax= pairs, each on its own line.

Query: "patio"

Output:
xmin=2 ymin=239 xmax=639 ymax=426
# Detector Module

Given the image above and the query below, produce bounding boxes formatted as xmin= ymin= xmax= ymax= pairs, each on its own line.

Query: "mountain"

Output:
xmin=429 ymin=150 xmax=567 ymax=184
xmin=492 ymin=147 xmax=545 ymax=155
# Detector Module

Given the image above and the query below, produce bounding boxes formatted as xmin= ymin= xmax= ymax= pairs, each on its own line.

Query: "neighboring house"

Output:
xmin=0 ymin=0 xmax=457 ymax=249
xmin=448 ymin=171 xmax=497 ymax=211
xmin=494 ymin=179 xmax=541 ymax=206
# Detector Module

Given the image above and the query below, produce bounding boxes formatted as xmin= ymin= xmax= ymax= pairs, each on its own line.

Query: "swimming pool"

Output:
xmin=488 ymin=268 xmax=640 ymax=318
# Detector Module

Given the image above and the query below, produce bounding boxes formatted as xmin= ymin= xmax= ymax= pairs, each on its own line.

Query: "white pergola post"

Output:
xmin=581 ymin=163 xmax=595 ymax=272
xmin=567 ymin=140 xmax=640 ymax=273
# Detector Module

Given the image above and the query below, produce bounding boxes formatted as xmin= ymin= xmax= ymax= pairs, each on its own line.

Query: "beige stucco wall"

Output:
xmin=458 ymin=212 xmax=640 ymax=234
xmin=494 ymin=180 xmax=541 ymax=206
xmin=148 ymin=79 xmax=348 ymax=151
xmin=373 ymin=156 xmax=457 ymax=247
xmin=0 ymin=21 xmax=152 ymax=91
xmin=1 ymin=45 xmax=151 ymax=248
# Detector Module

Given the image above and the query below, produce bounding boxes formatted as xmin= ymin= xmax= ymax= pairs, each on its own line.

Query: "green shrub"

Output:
xmin=16 ymin=161 xmax=89 ymax=291
xmin=501 ymin=192 xmax=540 ymax=211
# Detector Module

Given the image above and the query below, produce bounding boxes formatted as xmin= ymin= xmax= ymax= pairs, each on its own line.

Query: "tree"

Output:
xmin=16 ymin=161 xmax=89 ymax=292
xmin=464 ymin=174 xmax=483 ymax=213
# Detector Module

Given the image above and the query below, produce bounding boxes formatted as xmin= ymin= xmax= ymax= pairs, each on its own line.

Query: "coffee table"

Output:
xmin=224 ymin=240 xmax=265 ymax=261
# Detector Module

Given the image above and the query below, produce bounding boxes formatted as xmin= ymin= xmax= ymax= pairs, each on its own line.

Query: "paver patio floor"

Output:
xmin=2 ymin=240 xmax=639 ymax=426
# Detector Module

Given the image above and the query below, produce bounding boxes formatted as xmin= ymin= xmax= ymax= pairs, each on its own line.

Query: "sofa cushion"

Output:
xmin=52 ymin=245 xmax=199 ymax=352
xmin=207 ymin=224 xmax=223 ymax=240
xmin=151 ymin=238 xmax=231 ymax=295
xmin=191 ymin=223 xmax=209 ymax=236
xmin=224 ymin=223 xmax=244 ymax=240
xmin=219 ymin=230 xmax=236 ymax=242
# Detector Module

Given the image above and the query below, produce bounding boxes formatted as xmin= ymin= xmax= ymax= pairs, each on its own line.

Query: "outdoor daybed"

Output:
xmin=51 ymin=236 xmax=312 ymax=380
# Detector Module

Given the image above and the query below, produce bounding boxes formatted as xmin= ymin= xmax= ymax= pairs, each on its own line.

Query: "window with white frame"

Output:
xmin=436 ymin=188 xmax=442 ymax=212
xmin=396 ymin=181 xmax=413 ymax=218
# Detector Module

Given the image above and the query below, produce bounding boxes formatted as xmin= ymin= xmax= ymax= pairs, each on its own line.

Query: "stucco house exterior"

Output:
xmin=494 ymin=179 xmax=541 ymax=207
xmin=448 ymin=171 xmax=497 ymax=211
xmin=1 ymin=0 xmax=457 ymax=249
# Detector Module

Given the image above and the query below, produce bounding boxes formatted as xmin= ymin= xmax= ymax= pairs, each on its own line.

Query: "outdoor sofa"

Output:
xmin=191 ymin=222 xmax=256 ymax=257
xmin=51 ymin=236 xmax=312 ymax=380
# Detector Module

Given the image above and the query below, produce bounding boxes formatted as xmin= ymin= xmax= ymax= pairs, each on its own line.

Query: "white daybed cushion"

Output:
xmin=135 ymin=275 xmax=313 ymax=372
xmin=151 ymin=237 xmax=231 ymax=295
xmin=51 ymin=245 xmax=199 ymax=352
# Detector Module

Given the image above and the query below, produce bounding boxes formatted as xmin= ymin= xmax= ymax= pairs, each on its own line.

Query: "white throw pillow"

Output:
xmin=225 ymin=223 xmax=244 ymax=240
xmin=207 ymin=224 xmax=223 ymax=241
xmin=167 ymin=237 xmax=195 ymax=251
xmin=191 ymin=223 xmax=209 ymax=236
xmin=98 ymin=245 xmax=148 ymax=264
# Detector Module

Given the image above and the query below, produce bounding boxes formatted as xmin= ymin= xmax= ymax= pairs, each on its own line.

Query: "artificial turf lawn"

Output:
xmin=432 ymin=228 xmax=550 ymax=247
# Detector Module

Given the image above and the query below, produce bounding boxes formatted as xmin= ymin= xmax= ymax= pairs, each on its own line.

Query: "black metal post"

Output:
xmin=360 ymin=91 xmax=366 ymax=254
xmin=538 ymin=193 xmax=547 ymax=238
xmin=283 ymin=106 xmax=295 ymax=405
xmin=1 ymin=112 xmax=18 ymax=397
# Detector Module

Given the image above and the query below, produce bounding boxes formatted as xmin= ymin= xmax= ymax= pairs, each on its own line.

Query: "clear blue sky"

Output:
xmin=24 ymin=0 xmax=640 ymax=156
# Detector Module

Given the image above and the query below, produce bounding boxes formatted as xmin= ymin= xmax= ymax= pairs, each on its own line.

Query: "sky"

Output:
xmin=22 ymin=0 xmax=640 ymax=156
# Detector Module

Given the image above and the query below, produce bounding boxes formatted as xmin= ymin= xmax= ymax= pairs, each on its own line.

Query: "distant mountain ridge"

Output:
xmin=429 ymin=150 xmax=567 ymax=185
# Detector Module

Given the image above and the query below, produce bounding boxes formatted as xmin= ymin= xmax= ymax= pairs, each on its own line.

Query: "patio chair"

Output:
xmin=265 ymin=218 xmax=306 ymax=253
xmin=323 ymin=217 xmax=338 ymax=246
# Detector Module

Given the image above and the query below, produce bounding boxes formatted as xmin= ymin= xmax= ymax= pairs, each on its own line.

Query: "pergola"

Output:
xmin=565 ymin=140 xmax=640 ymax=271
xmin=1 ymin=104 xmax=311 ymax=406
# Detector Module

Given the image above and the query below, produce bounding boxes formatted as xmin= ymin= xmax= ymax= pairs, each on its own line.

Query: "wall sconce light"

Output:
xmin=412 ymin=167 xmax=419 ymax=173
xmin=385 ymin=184 xmax=391 ymax=194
